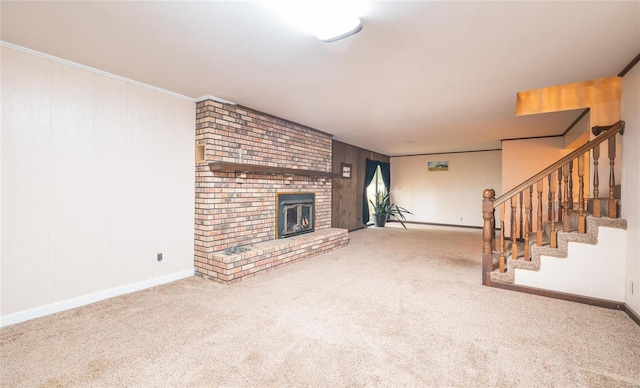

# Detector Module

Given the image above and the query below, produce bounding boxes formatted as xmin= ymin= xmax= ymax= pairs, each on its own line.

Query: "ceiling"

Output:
xmin=2 ymin=1 xmax=639 ymax=156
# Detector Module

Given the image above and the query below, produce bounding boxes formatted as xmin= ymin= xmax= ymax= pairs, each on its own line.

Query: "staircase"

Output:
xmin=481 ymin=121 xmax=627 ymax=300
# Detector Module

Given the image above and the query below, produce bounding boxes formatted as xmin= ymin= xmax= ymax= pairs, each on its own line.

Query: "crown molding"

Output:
xmin=1 ymin=41 xmax=195 ymax=102
xmin=195 ymin=95 xmax=236 ymax=105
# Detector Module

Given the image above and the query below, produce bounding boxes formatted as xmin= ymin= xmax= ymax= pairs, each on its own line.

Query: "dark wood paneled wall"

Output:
xmin=332 ymin=140 xmax=390 ymax=231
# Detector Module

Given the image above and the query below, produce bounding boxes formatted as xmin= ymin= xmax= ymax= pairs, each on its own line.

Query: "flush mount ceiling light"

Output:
xmin=268 ymin=1 xmax=366 ymax=42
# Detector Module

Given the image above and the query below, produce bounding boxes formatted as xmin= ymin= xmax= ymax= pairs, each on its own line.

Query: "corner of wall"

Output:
xmin=621 ymin=61 xmax=640 ymax=312
xmin=563 ymin=111 xmax=590 ymax=150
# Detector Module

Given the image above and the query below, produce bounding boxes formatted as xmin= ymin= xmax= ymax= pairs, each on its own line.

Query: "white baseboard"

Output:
xmin=0 ymin=269 xmax=194 ymax=328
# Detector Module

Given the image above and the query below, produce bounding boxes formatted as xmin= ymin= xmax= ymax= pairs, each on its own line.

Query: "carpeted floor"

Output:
xmin=1 ymin=225 xmax=639 ymax=387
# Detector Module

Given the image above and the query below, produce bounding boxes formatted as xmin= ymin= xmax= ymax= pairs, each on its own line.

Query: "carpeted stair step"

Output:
xmin=542 ymin=209 xmax=594 ymax=236
xmin=491 ymin=231 xmax=548 ymax=261
xmin=542 ymin=219 xmax=573 ymax=236
xmin=494 ymin=213 xmax=589 ymax=263
xmin=489 ymin=215 xmax=628 ymax=285
xmin=586 ymin=198 xmax=620 ymax=218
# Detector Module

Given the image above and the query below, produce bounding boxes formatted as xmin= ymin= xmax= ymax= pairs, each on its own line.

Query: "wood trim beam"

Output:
xmin=391 ymin=148 xmax=501 ymax=158
xmin=208 ymin=161 xmax=341 ymax=178
xmin=516 ymin=76 xmax=621 ymax=131
xmin=516 ymin=76 xmax=620 ymax=116
xmin=501 ymin=135 xmax=562 ymax=142
xmin=489 ymin=282 xmax=625 ymax=310
xmin=618 ymin=53 xmax=640 ymax=77
xmin=489 ymin=282 xmax=640 ymax=327
xmin=392 ymin=220 xmax=483 ymax=230
xmin=624 ymin=304 xmax=640 ymax=326
xmin=561 ymin=108 xmax=590 ymax=136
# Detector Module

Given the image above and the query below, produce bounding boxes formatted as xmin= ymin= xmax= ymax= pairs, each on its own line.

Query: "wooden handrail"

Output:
xmin=493 ymin=120 xmax=625 ymax=208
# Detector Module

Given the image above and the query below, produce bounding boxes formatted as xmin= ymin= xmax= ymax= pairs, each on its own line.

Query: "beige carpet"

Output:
xmin=1 ymin=225 xmax=639 ymax=387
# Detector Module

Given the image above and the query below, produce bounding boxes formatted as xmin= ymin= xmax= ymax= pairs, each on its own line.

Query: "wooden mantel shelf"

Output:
xmin=208 ymin=161 xmax=341 ymax=178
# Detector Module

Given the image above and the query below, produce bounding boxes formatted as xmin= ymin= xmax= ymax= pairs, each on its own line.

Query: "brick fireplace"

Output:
xmin=194 ymin=98 xmax=349 ymax=284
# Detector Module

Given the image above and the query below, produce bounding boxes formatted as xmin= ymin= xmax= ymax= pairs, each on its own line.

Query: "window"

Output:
xmin=366 ymin=165 xmax=384 ymax=220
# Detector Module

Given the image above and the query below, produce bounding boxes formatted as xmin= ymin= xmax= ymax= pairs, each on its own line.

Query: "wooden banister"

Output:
xmin=482 ymin=189 xmax=495 ymax=285
xmin=550 ymin=172 xmax=557 ymax=248
xmin=593 ymin=144 xmax=601 ymax=217
xmin=578 ymin=154 xmax=586 ymax=233
xmin=482 ymin=120 xmax=624 ymax=285
xmin=484 ymin=76 xmax=624 ymax=286
xmin=511 ymin=196 xmax=518 ymax=260
xmin=492 ymin=121 xmax=625 ymax=208
xmin=557 ymin=168 xmax=563 ymax=222
xmin=563 ymin=164 xmax=570 ymax=232
xmin=608 ymin=136 xmax=618 ymax=217
xmin=536 ymin=181 xmax=543 ymax=246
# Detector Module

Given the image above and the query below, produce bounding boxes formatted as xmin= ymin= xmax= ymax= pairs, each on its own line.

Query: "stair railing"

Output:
xmin=482 ymin=120 xmax=625 ymax=285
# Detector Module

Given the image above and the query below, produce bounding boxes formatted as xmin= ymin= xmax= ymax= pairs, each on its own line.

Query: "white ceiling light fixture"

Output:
xmin=268 ymin=1 xmax=366 ymax=42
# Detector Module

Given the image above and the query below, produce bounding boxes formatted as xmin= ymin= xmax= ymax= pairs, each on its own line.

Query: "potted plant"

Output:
xmin=369 ymin=189 xmax=413 ymax=228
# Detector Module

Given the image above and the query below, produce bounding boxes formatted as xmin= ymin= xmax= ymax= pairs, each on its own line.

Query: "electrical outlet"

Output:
xmin=459 ymin=217 xmax=463 ymax=221
xmin=157 ymin=253 xmax=163 ymax=262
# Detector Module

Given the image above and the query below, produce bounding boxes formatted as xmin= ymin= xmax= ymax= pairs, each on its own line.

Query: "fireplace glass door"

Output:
xmin=277 ymin=193 xmax=315 ymax=239
xmin=284 ymin=204 xmax=312 ymax=235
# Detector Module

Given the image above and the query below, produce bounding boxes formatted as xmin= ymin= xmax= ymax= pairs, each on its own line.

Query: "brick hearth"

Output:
xmin=197 ymin=228 xmax=348 ymax=284
xmin=194 ymin=98 xmax=348 ymax=284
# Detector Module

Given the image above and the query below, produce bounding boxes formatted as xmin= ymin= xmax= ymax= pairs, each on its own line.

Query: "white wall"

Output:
xmin=390 ymin=150 xmax=501 ymax=227
xmin=1 ymin=45 xmax=195 ymax=325
xmin=563 ymin=112 xmax=590 ymax=151
xmin=502 ymin=137 xmax=566 ymax=196
xmin=622 ymin=62 xmax=640 ymax=314
xmin=501 ymin=137 xmax=565 ymax=236
xmin=515 ymin=226 xmax=626 ymax=302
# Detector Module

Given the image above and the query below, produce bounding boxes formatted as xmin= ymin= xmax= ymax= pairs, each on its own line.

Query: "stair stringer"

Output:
xmin=489 ymin=216 xmax=627 ymax=288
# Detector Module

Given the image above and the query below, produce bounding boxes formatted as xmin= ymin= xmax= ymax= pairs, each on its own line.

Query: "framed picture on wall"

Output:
xmin=341 ymin=163 xmax=352 ymax=179
xmin=428 ymin=161 xmax=449 ymax=171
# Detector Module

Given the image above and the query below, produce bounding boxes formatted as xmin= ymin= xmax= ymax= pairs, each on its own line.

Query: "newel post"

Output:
xmin=482 ymin=189 xmax=495 ymax=285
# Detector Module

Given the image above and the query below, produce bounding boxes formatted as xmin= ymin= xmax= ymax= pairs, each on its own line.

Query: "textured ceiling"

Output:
xmin=2 ymin=1 xmax=639 ymax=155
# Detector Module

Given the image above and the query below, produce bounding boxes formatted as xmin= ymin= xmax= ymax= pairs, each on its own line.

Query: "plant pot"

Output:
xmin=373 ymin=214 xmax=386 ymax=227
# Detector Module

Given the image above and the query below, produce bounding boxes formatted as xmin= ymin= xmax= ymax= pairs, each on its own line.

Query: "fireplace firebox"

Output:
xmin=276 ymin=193 xmax=315 ymax=239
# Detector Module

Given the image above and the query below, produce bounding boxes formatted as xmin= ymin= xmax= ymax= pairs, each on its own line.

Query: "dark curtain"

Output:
xmin=379 ymin=161 xmax=391 ymax=191
xmin=362 ymin=159 xmax=391 ymax=225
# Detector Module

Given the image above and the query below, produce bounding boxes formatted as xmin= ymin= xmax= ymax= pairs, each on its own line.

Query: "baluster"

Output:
xmin=537 ymin=180 xmax=543 ymax=246
xmin=563 ymin=164 xmax=570 ymax=232
xmin=568 ymin=161 xmax=574 ymax=210
xmin=482 ymin=189 xmax=495 ymax=285
xmin=500 ymin=204 xmax=506 ymax=273
xmin=528 ymin=185 xmax=533 ymax=233
xmin=524 ymin=188 xmax=531 ymax=261
xmin=519 ymin=192 xmax=523 ymax=241
xmin=511 ymin=195 xmax=518 ymax=260
xmin=491 ymin=207 xmax=496 ymax=251
xmin=557 ymin=167 xmax=563 ymax=223
xmin=578 ymin=154 xmax=586 ymax=233
xmin=550 ymin=171 xmax=557 ymax=248
xmin=608 ymin=136 xmax=617 ymax=218
xmin=592 ymin=144 xmax=601 ymax=217
xmin=547 ymin=174 xmax=552 ymax=221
